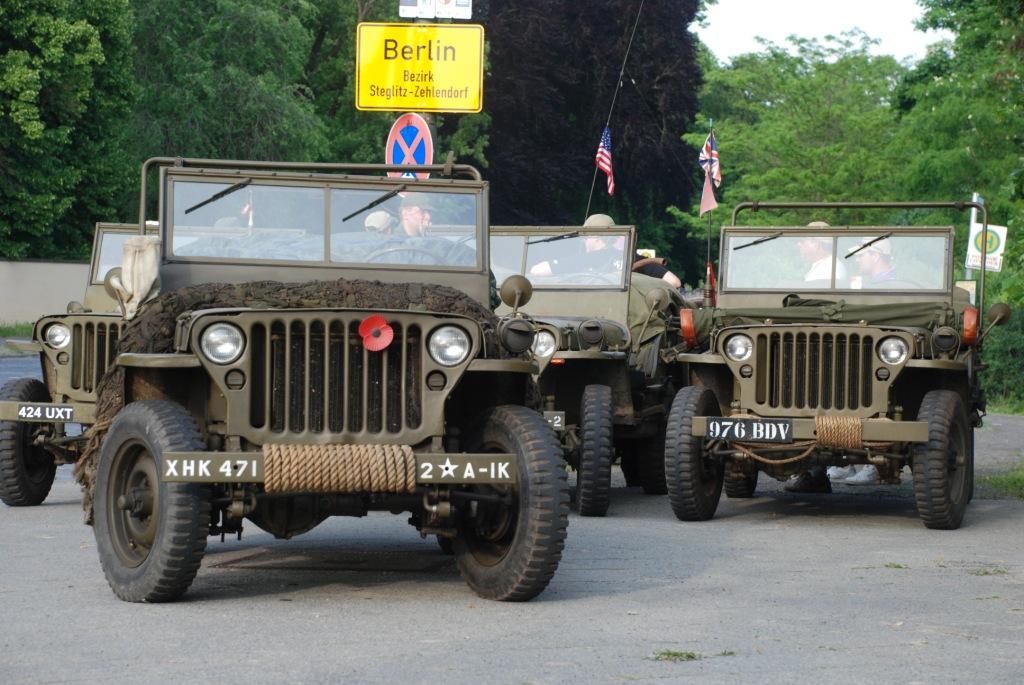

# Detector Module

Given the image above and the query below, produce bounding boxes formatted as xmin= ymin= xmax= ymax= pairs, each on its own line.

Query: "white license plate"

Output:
xmin=17 ymin=403 xmax=75 ymax=422
xmin=416 ymin=454 xmax=517 ymax=484
xmin=163 ymin=454 xmax=263 ymax=482
xmin=707 ymin=417 xmax=793 ymax=443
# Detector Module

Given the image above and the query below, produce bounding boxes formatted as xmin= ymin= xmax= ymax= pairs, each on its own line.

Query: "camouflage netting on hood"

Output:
xmin=75 ymin=278 xmax=499 ymax=523
xmin=689 ymin=298 xmax=960 ymax=347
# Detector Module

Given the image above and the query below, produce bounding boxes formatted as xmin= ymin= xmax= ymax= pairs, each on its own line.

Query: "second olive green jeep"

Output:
xmin=0 ymin=223 xmax=156 ymax=507
xmin=666 ymin=201 xmax=1010 ymax=530
xmin=491 ymin=222 xmax=686 ymax=516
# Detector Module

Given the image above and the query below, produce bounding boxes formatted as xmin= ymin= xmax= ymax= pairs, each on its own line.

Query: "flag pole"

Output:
xmin=704 ymin=119 xmax=714 ymax=307
xmin=584 ymin=0 xmax=646 ymax=221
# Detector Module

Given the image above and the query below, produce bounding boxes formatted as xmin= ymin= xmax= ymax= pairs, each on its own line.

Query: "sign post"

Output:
xmin=356 ymin=23 xmax=484 ymax=113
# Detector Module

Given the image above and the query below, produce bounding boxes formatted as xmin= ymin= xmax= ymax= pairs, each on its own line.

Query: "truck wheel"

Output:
xmin=665 ymin=386 xmax=724 ymax=521
xmin=724 ymin=466 xmax=759 ymax=498
xmin=454 ymin=405 xmax=569 ymax=601
xmin=912 ymin=390 xmax=971 ymax=530
xmin=576 ymin=385 xmax=613 ymax=516
xmin=0 ymin=378 xmax=57 ymax=507
xmin=94 ymin=401 xmax=211 ymax=602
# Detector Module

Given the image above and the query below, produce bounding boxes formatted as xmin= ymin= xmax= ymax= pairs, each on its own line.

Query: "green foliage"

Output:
xmin=980 ymin=307 xmax=1024 ymax=403
xmin=0 ymin=322 xmax=33 ymax=338
xmin=129 ymin=0 xmax=328 ymax=163
xmin=896 ymin=0 xmax=1024 ymax=306
xmin=0 ymin=0 xmax=135 ymax=259
xmin=684 ymin=32 xmax=908 ymax=226
xmin=981 ymin=465 xmax=1024 ymax=499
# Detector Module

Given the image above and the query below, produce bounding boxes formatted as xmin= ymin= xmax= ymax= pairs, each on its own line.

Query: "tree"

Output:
xmin=478 ymin=0 xmax=704 ymax=278
xmin=0 ymin=0 xmax=135 ymax=259
xmin=896 ymin=0 xmax=1024 ymax=305
xmin=129 ymin=0 xmax=329 ymax=164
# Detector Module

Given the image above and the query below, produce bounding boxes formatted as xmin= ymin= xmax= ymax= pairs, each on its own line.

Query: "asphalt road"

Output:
xmin=1 ymin=356 xmax=1022 ymax=684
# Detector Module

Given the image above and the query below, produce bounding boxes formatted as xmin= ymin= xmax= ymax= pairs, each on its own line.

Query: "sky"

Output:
xmin=696 ymin=0 xmax=954 ymax=63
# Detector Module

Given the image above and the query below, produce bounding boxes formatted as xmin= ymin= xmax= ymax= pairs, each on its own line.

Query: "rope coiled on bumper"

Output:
xmin=262 ymin=443 xmax=417 ymax=494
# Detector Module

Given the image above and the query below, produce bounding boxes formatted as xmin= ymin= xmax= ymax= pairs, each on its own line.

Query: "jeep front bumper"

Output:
xmin=690 ymin=417 xmax=929 ymax=443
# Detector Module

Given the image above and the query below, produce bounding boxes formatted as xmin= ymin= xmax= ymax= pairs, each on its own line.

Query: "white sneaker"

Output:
xmin=845 ymin=464 xmax=879 ymax=485
xmin=827 ymin=465 xmax=855 ymax=481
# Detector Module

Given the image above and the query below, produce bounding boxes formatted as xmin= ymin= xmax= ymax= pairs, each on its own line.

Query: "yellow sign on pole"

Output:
xmin=356 ymin=23 xmax=484 ymax=113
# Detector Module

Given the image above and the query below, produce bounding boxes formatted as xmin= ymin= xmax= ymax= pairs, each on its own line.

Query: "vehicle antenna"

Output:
xmin=583 ymin=0 xmax=646 ymax=221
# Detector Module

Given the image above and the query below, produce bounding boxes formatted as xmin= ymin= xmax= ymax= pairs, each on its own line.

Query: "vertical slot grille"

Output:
xmin=250 ymin=316 xmax=423 ymax=436
xmin=69 ymin=320 xmax=119 ymax=393
xmin=755 ymin=330 xmax=876 ymax=411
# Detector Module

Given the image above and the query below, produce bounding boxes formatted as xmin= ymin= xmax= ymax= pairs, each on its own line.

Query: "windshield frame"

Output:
xmin=719 ymin=226 xmax=954 ymax=295
xmin=489 ymin=225 xmax=636 ymax=291
xmin=162 ymin=169 xmax=486 ymax=273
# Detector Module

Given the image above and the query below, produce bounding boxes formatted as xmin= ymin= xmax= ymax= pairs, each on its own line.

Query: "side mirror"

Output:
xmin=499 ymin=275 xmax=533 ymax=311
xmin=103 ymin=267 xmax=128 ymax=318
xmin=986 ymin=302 xmax=1011 ymax=326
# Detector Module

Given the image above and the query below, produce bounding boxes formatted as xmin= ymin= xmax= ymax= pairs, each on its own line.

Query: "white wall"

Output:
xmin=0 ymin=260 xmax=90 ymax=324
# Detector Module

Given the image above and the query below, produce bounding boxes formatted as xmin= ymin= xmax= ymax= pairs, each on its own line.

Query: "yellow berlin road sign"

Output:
xmin=356 ymin=23 xmax=484 ymax=113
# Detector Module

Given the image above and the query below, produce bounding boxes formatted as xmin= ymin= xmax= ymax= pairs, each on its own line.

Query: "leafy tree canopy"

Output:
xmin=0 ymin=0 xmax=134 ymax=259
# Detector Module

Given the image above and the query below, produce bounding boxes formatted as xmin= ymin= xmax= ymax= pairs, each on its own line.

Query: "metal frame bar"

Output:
xmin=730 ymin=201 xmax=990 ymax=313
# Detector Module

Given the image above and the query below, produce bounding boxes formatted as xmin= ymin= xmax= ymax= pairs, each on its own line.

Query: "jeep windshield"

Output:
xmin=723 ymin=231 xmax=950 ymax=291
xmin=490 ymin=231 xmax=630 ymax=289
xmin=169 ymin=179 xmax=480 ymax=269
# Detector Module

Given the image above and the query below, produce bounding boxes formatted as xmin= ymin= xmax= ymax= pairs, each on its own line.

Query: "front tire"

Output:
xmin=912 ymin=390 xmax=971 ymax=530
xmin=94 ymin=401 xmax=211 ymax=602
xmin=454 ymin=405 xmax=569 ymax=601
xmin=576 ymin=385 xmax=613 ymax=516
xmin=0 ymin=378 xmax=57 ymax=506
xmin=665 ymin=386 xmax=724 ymax=521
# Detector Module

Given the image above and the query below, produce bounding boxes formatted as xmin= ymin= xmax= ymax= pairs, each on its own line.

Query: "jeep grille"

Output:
xmin=755 ymin=331 xmax=874 ymax=411
xmin=248 ymin=319 xmax=422 ymax=435
xmin=70 ymin=321 xmax=120 ymax=393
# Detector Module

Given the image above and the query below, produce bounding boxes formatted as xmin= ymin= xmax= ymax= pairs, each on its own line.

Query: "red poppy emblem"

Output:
xmin=358 ymin=315 xmax=394 ymax=352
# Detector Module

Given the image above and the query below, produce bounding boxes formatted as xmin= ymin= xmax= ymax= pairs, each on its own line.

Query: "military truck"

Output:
xmin=0 ymin=223 xmax=154 ymax=507
xmin=666 ymin=201 xmax=1010 ymax=529
xmin=73 ymin=157 xmax=568 ymax=602
xmin=490 ymin=222 xmax=685 ymax=516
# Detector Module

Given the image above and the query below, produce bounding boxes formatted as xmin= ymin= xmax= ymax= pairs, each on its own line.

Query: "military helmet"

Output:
xmin=583 ymin=214 xmax=615 ymax=227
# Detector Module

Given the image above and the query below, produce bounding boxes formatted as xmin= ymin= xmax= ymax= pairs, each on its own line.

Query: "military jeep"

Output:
xmin=490 ymin=223 xmax=686 ymax=516
xmin=0 ymin=223 xmax=155 ymax=506
xmin=666 ymin=201 xmax=1010 ymax=529
xmin=83 ymin=157 xmax=569 ymax=602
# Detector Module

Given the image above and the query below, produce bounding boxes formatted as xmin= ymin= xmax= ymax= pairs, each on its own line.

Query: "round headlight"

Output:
xmin=531 ymin=330 xmax=557 ymax=357
xmin=428 ymin=326 xmax=471 ymax=367
xmin=724 ymin=334 xmax=753 ymax=362
xmin=44 ymin=323 xmax=71 ymax=349
xmin=877 ymin=337 xmax=909 ymax=365
xmin=201 ymin=323 xmax=245 ymax=365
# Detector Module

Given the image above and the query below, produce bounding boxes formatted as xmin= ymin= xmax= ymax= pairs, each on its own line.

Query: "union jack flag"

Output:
xmin=595 ymin=126 xmax=615 ymax=196
xmin=699 ymin=130 xmax=721 ymax=187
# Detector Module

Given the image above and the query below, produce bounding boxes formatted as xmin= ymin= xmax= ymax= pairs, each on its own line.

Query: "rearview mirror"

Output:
xmin=986 ymin=302 xmax=1011 ymax=326
xmin=499 ymin=275 xmax=533 ymax=310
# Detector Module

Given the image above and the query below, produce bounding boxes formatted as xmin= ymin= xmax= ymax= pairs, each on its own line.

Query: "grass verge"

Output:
xmin=981 ymin=463 xmax=1024 ymax=499
xmin=0 ymin=322 xmax=33 ymax=338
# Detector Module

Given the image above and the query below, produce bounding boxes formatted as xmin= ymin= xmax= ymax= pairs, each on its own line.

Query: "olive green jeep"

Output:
xmin=666 ymin=201 xmax=1010 ymax=529
xmin=490 ymin=223 xmax=686 ymax=516
xmin=76 ymin=157 xmax=569 ymax=602
xmin=0 ymin=222 xmax=155 ymax=506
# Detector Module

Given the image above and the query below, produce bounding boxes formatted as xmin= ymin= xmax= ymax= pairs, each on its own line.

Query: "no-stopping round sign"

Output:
xmin=385 ymin=113 xmax=434 ymax=179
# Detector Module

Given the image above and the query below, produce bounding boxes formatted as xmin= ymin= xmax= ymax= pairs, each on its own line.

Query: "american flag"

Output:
xmin=699 ymin=130 xmax=721 ymax=187
xmin=595 ymin=126 xmax=615 ymax=196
